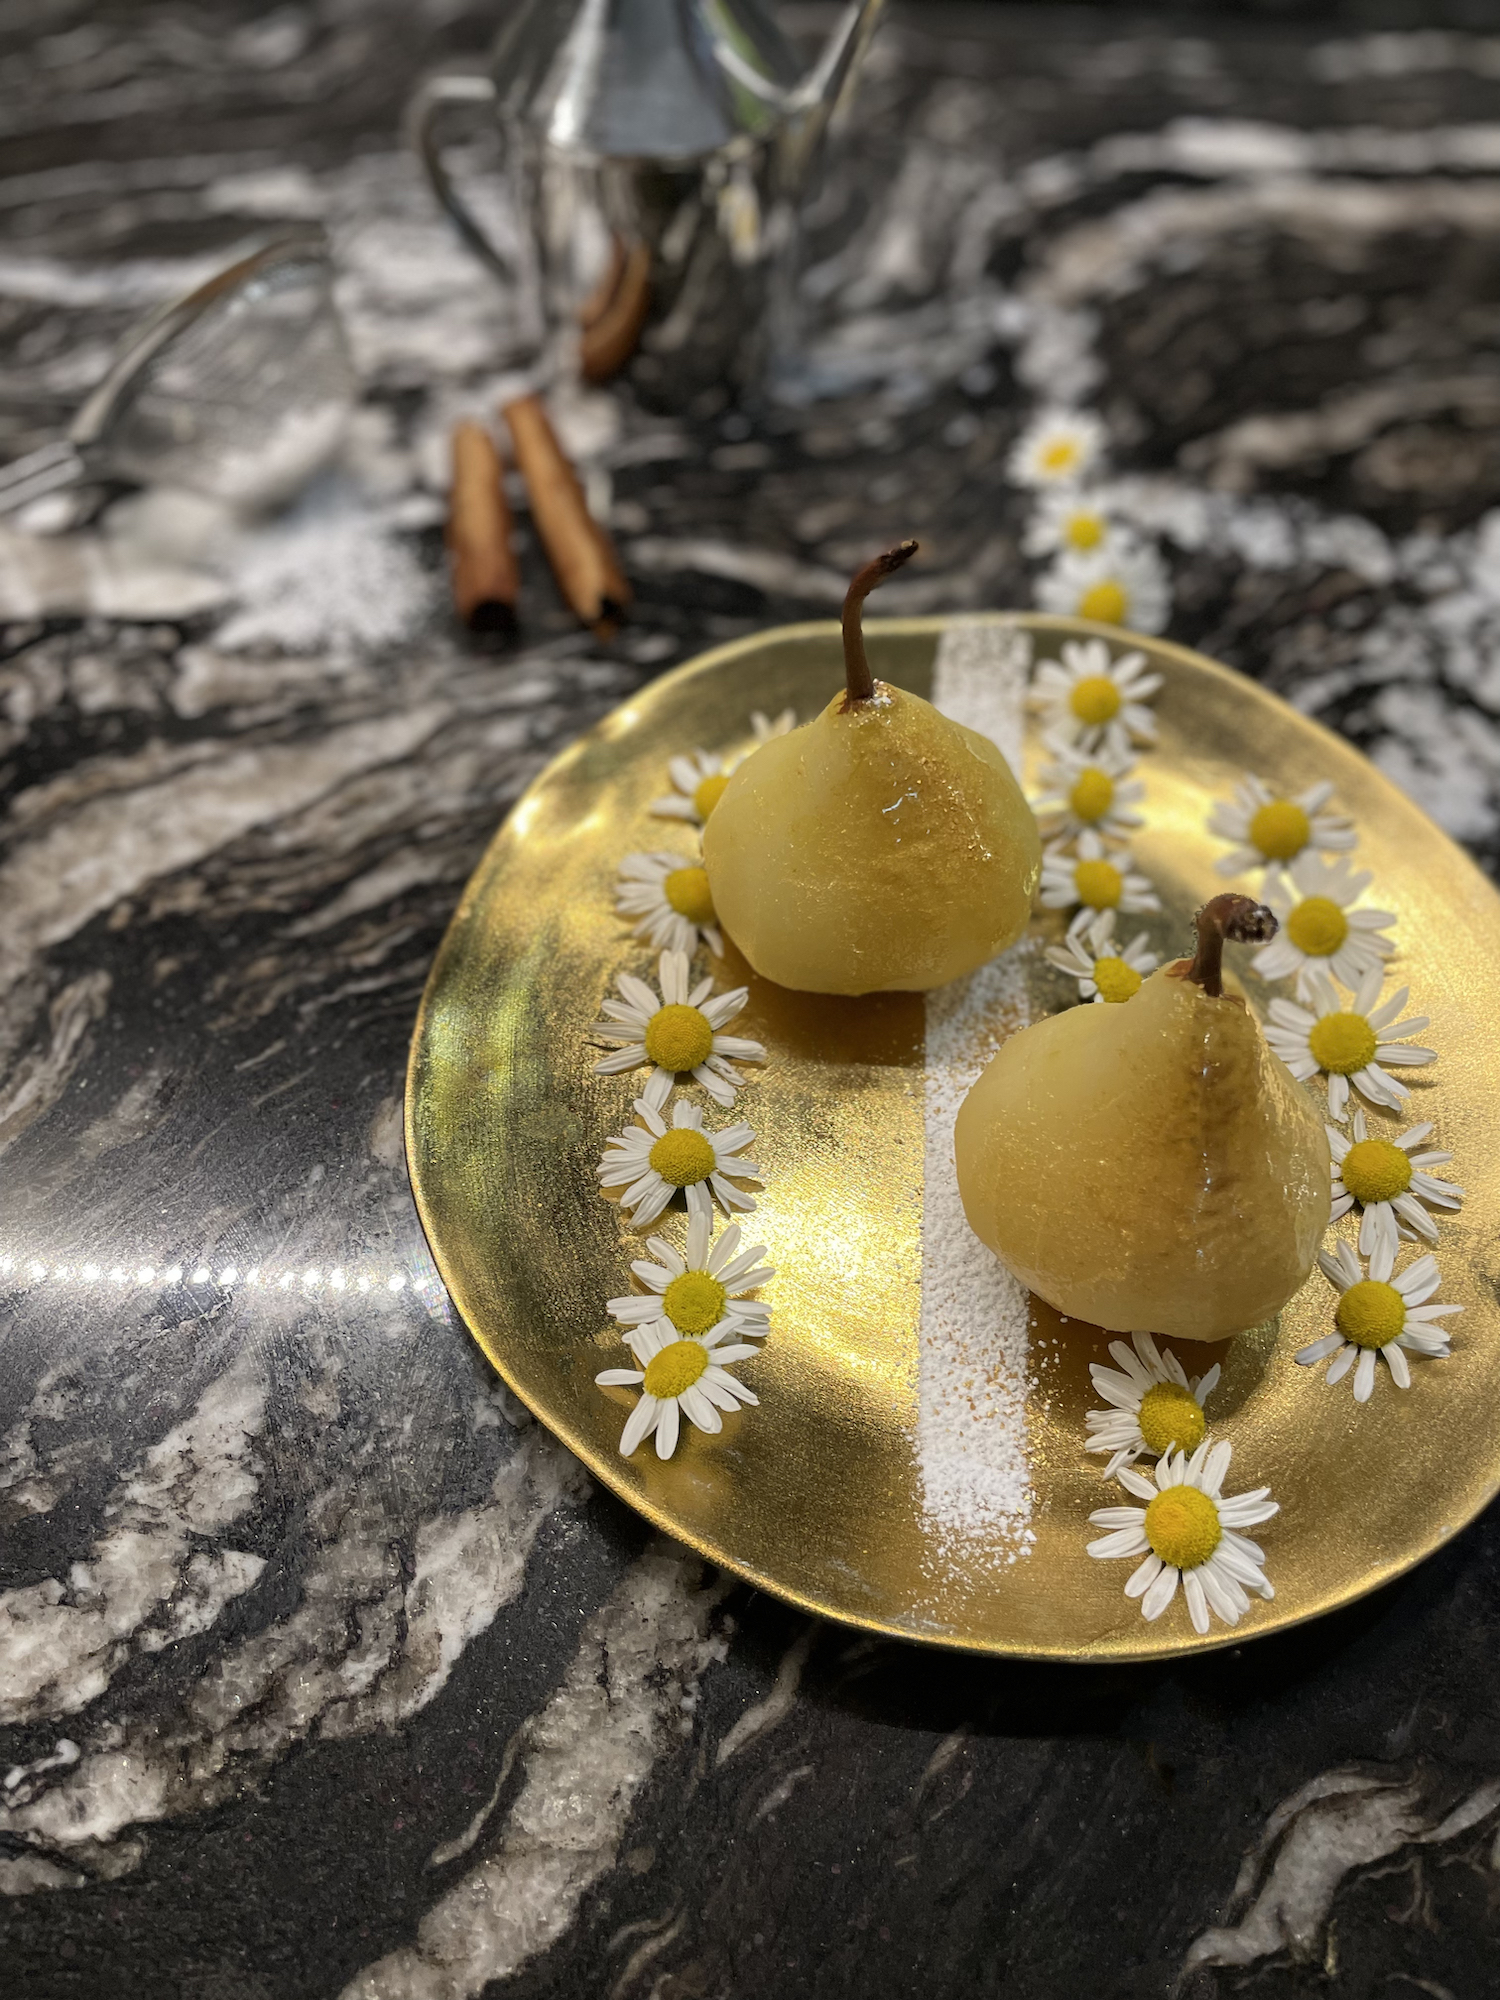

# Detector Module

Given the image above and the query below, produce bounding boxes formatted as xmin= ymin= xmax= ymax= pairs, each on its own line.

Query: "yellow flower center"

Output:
xmin=664 ymin=866 xmax=715 ymax=925
xmin=1064 ymin=509 xmax=1106 ymax=551
xmin=693 ymin=773 xmax=729 ymax=819
xmin=1040 ymin=437 xmax=1080 ymax=475
xmin=1285 ymin=895 xmax=1348 ymax=958
xmin=642 ymin=1338 xmax=710 ymax=1400
xmin=1074 ymin=858 xmax=1123 ymax=910
xmin=1336 ymin=1278 xmax=1406 ymax=1349
xmin=1068 ymin=767 xmax=1115 ymax=822
xmin=1248 ymin=799 xmax=1311 ymax=863
xmin=1341 ymin=1138 xmax=1412 ymax=1205
xmin=1078 ymin=580 xmax=1129 ymax=627
xmin=1068 ymin=674 xmax=1122 ymax=726
xmin=662 ymin=1270 xmax=728 ymax=1335
xmin=1307 ymin=1010 xmax=1377 ymax=1077
xmin=647 ymin=1128 xmax=715 ymax=1188
xmin=643 ymin=1003 xmax=714 ymax=1073
xmin=1144 ymin=1484 xmax=1221 ymax=1571
xmin=1092 ymin=954 xmax=1142 ymax=1003
xmin=1136 ymin=1381 xmax=1206 ymax=1457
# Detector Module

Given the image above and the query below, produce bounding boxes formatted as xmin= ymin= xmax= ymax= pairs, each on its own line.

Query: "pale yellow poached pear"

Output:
xmin=703 ymin=541 xmax=1041 ymax=994
xmin=955 ymin=894 xmax=1330 ymax=1342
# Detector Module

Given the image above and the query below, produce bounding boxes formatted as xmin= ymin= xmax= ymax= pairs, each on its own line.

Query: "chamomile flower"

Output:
xmin=1030 ymin=637 xmax=1162 ymax=758
xmin=1264 ymin=968 xmax=1435 ymax=1121
xmin=1039 ymin=829 xmax=1162 ymax=923
xmin=750 ymin=707 xmax=796 ymax=743
xmin=596 ymin=1098 xmax=760 ymax=1229
xmin=591 ymin=950 xmax=766 ymax=1110
xmin=608 ymin=1212 xmax=773 ymax=1358
xmin=1045 ymin=908 xmax=1157 ymax=1003
xmin=651 ymin=749 xmax=740 ymax=825
xmin=1023 ymin=489 xmax=1122 ymax=560
xmin=596 ymin=1319 xmax=759 ymax=1460
xmin=1085 ymin=1333 xmax=1221 ymax=1480
xmin=1208 ymin=775 xmax=1355 ymax=876
xmin=1253 ymin=854 xmax=1396 ymax=1000
xmin=1007 ymin=408 xmax=1106 ymax=489
xmin=1296 ymin=1238 xmax=1460 ymax=1401
xmin=1036 ymin=541 xmax=1171 ymax=636
xmin=1329 ymin=1109 xmax=1463 ymax=1259
xmin=1030 ymin=739 xmax=1146 ymax=844
xmin=615 ymin=851 xmax=723 ymax=958
xmin=1087 ymin=1441 xmax=1277 ymax=1636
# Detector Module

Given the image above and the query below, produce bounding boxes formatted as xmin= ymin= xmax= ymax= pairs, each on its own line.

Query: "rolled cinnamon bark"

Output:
xmin=502 ymin=392 xmax=631 ymax=639
xmin=446 ymin=420 xmax=518 ymax=634
xmin=580 ymin=240 xmax=651 ymax=383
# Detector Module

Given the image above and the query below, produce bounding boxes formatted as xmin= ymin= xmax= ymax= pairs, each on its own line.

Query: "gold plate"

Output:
xmin=406 ymin=615 xmax=1500 ymax=1659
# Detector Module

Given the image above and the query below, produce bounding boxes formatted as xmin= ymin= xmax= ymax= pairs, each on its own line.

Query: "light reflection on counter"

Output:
xmin=0 ymin=1248 xmax=440 ymax=1305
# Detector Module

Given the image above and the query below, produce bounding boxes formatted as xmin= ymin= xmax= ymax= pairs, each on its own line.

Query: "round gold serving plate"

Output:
xmin=407 ymin=615 xmax=1500 ymax=1660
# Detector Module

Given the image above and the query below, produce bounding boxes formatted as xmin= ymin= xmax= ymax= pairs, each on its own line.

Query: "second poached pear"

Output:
xmin=954 ymin=899 xmax=1331 ymax=1342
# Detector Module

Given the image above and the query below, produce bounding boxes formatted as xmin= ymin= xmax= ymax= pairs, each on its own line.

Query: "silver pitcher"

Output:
xmin=408 ymin=0 xmax=883 ymax=411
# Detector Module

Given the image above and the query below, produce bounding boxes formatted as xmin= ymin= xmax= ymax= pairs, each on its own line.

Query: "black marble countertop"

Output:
xmin=6 ymin=4 xmax=1500 ymax=1996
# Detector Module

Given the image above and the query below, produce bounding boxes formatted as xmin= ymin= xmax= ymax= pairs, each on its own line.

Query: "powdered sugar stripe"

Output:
xmin=918 ymin=624 xmax=1035 ymax=1562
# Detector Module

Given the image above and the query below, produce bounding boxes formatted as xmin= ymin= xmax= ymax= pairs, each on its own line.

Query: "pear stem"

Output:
xmin=1184 ymin=892 xmax=1278 ymax=998
xmin=841 ymin=539 xmax=918 ymax=709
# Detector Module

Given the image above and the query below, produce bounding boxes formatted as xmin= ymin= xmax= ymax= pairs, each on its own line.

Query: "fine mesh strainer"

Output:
xmin=0 ymin=226 xmax=357 ymax=517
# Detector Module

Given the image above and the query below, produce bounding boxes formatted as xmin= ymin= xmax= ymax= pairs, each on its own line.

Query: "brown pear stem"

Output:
xmin=1184 ymin=893 xmax=1279 ymax=997
xmin=841 ymin=540 xmax=918 ymax=709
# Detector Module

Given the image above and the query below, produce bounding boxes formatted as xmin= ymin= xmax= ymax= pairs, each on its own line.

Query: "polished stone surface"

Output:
xmin=4 ymin=5 xmax=1500 ymax=1996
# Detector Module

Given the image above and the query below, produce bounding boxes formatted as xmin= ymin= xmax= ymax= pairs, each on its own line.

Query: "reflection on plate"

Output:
xmin=406 ymin=615 xmax=1500 ymax=1659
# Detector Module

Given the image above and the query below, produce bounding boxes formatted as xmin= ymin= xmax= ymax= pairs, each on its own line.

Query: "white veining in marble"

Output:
xmin=1185 ymin=1765 xmax=1500 ymax=1972
xmin=0 ymin=1349 xmax=266 ymax=1724
xmin=341 ymin=1547 xmax=730 ymax=2000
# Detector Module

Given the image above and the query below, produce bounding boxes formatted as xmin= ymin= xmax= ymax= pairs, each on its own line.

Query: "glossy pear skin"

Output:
xmin=702 ymin=683 xmax=1041 ymax=995
xmin=954 ymin=963 xmax=1331 ymax=1342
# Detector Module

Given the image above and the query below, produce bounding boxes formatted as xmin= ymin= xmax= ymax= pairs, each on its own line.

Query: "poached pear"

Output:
xmin=703 ymin=542 xmax=1041 ymax=994
xmin=955 ymin=894 xmax=1330 ymax=1342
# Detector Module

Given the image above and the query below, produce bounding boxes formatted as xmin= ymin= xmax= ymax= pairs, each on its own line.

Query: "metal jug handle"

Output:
xmin=405 ymin=73 xmax=516 ymax=288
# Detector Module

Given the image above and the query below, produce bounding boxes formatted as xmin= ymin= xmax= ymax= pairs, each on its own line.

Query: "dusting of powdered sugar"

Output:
xmin=917 ymin=622 xmax=1037 ymax=1566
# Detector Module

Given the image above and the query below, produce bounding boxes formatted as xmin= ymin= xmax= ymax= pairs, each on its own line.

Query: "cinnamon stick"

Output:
xmin=446 ymin=420 xmax=518 ymax=634
xmin=580 ymin=240 xmax=651 ymax=383
xmin=502 ymin=392 xmax=631 ymax=638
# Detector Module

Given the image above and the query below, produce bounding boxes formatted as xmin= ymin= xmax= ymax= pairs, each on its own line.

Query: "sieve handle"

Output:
xmin=0 ymin=439 xmax=87 ymax=517
xmin=406 ymin=73 xmax=518 ymax=290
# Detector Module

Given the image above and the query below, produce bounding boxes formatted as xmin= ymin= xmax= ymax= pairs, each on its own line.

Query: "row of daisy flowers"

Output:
xmin=584 ymin=712 xmax=795 ymax=1460
xmin=1030 ymin=640 xmax=1466 ymax=1634
xmin=1009 ymin=408 xmax=1171 ymax=638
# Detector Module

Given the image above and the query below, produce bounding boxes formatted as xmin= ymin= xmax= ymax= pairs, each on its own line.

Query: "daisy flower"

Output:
xmin=1007 ymin=407 xmax=1105 ymax=489
xmin=1036 ymin=540 xmax=1171 ymax=636
xmin=596 ymin=1320 xmax=759 ymax=1460
xmin=1030 ymin=636 xmax=1162 ymax=757
xmin=1328 ymin=1109 xmax=1463 ymax=1260
xmin=1030 ymin=738 xmax=1145 ymax=844
xmin=1045 ymin=908 xmax=1157 ymax=1004
xmin=1264 ymin=968 xmax=1435 ymax=1120
xmin=750 ymin=707 xmax=796 ymax=743
xmin=1208 ymin=775 xmax=1355 ymax=876
xmin=1039 ymin=829 xmax=1161 ymax=923
xmin=651 ymin=749 xmax=740 ymax=825
xmin=608 ymin=1212 xmax=773 ymax=1358
xmin=615 ymin=851 xmax=723 ymax=958
xmin=1023 ymin=489 xmax=1123 ymax=561
xmin=595 ymin=1098 xmax=760 ymax=1229
xmin=1253 ymin=854 xmax=1396 ymax=1000
xmin=1296 ymin=1239 xmax=1460 ymax=1401
xmin=591 ymin=950 xmax=766 ymax=1110
xmin=1085 ymin=1332 xmax=1221 ymax=1480
xmin=1087 ymin=1441 xmax=1277 ymax=1636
